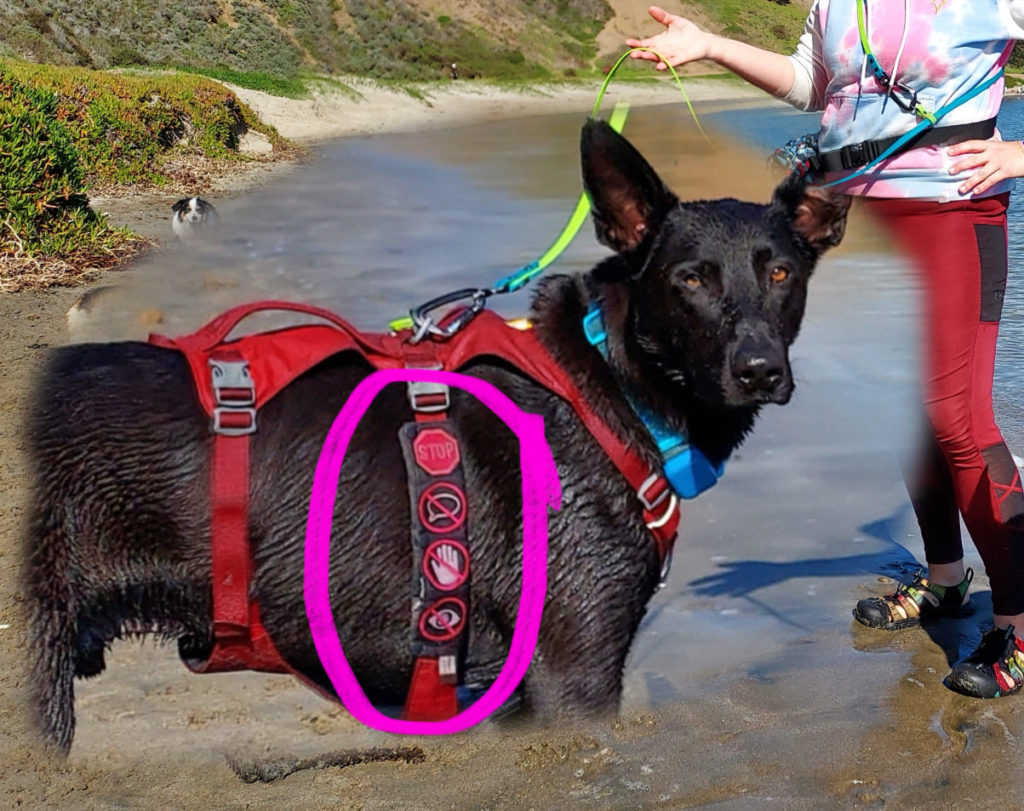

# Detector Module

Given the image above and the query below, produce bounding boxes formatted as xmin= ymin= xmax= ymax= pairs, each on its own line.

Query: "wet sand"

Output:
xmin=3 ymin=86 xmax=1024 ymax=808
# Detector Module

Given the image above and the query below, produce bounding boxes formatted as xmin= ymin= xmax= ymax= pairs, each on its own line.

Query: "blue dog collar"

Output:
xmin=582 ymin=303 xmax=725 ymax=499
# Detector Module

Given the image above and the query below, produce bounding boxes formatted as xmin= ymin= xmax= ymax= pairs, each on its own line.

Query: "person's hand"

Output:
xmin=625 ymin=6 xmax=716 ymax=70
xmin=947 ymin=139 xmax=1024 ymax=196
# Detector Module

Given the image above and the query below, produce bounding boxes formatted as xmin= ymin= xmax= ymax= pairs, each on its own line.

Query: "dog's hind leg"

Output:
xmin=25 ymin=506 xmax=78 ymax=754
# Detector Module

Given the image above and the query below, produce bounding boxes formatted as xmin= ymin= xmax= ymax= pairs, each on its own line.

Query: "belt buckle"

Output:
xmin=843 ymin=141 xmax=868 ymax=169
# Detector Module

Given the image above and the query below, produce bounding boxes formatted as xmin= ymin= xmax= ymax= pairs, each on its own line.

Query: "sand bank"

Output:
xmin=228 ymin=77 xmax=766 ymax=145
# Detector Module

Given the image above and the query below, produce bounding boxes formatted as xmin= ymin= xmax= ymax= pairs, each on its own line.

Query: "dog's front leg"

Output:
xmin=520 ymin=611 xmax=637 ymax=719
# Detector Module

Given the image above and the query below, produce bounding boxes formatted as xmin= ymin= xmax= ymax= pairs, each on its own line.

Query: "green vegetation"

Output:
xmin=334 ymin=0 xmax=553 ymax=80
xmin=175 ymin=66 xmax=312 ymax=99
xmin=691 ymin=0 xmax=810 ymax=55
xmin=0 ymin=0 xmax=620 ymax=82
xmin=0 ymin=67 xmax=146 ymax=289
xmin=0 ymin=60 xmax=288 ymax=290
xmin=3 ymin=61 xmax=284 ymax=188
xmin=0 ymin=0 xmax=815 ymax=83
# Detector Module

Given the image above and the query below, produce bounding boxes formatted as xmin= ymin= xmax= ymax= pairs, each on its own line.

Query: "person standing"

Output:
xmin=626 ymin=1 xmax=1024 ymax=698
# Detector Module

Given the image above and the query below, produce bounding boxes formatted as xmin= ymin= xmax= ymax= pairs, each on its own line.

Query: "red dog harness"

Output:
xmin=149 ymin=300 xmax=681 ymax=718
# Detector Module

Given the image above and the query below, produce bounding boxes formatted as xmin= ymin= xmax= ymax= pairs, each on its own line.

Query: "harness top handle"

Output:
xmin=178 ymin=300 xmax=361 ymax=350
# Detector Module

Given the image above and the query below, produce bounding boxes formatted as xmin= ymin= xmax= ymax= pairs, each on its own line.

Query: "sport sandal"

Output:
xmin=945 ymin=625 xmax=1024 ymax=699
xmin=853 ymin=568 xmax=973 ymax=631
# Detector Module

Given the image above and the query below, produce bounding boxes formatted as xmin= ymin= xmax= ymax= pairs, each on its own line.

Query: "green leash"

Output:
xmin=388 ymin=48 xmax=712 ymax=333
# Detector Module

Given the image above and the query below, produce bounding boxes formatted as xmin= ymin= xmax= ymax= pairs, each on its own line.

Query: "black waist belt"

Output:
xmin=816 ymin=117 xmax=997 ymax=173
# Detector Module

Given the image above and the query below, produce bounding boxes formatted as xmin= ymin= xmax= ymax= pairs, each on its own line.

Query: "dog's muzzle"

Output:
xmin=728 ymin=332 xmax=792 ymax=405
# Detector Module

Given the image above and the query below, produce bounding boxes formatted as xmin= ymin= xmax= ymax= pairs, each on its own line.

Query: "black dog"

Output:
xmin=25 ymin=121 xmax=848 ymax=752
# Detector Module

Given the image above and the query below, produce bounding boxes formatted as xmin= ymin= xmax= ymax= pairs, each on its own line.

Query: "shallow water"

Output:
xmin=64 ymin=100 xmax=1024 ymax=804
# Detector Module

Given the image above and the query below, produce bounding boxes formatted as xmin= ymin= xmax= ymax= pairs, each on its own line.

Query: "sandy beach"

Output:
xmin=4 ymin=78 xmax=1024 ymax=808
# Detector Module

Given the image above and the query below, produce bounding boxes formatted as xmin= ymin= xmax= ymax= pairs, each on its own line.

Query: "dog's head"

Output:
xmin=581 ymin=119 xmax=849 ymax=409
xmin=171 ymin=197 xmax=213 ymax=225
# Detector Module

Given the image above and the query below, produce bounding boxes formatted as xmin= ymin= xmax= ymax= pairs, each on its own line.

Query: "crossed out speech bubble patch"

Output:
xmin=304 ymin=368 xmax=562 ymax=735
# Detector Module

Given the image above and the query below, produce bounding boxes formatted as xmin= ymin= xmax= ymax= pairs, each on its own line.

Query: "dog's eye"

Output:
xmin=682 ymin=274 xmax=702 ymax=289
xmin=770 ymin=267 xmax=789 ymax=284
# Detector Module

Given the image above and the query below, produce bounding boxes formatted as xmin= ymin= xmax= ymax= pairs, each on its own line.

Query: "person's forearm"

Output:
xmin=706 ymin=36 xmax=796 ymax=98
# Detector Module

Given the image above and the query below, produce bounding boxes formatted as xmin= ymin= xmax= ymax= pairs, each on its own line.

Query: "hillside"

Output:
xmin=0 ymin=0 xmax=812 ymax=81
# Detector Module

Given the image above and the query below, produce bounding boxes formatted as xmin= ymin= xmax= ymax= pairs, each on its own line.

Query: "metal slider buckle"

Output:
xmin=646 ymin=494 xmax=678 ymax=531
xmin=408 ymin=376 xmax=450 ymax=414
xmin=887 ymin=79 xmax=920 ymax=114
xmin=637 ymin=473 xmax=670 ymax=511
xmin=212 ymin=406 xmax=257 ymax=436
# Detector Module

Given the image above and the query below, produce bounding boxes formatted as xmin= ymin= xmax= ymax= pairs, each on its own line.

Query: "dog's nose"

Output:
xmin=730 ymin=335 xmax=788 ymax=401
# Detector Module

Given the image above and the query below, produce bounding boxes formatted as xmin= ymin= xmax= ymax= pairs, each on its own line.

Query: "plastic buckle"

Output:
xmin=408 ymin=376 xmax=450 ymax=414
xmin=582 ymin=306 xmax=607 ymax=347
xmin=209 ymin=358 xmax=255 ymax=406
xmin=841 ymin=141 xmax=868 ymax=170
xmin=212 ymin=406 xmax=257 ymax=436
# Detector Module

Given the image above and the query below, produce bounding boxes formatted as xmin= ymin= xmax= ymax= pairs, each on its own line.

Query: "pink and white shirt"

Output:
xmin=785 ymin=0 xmax=1024 ymax=200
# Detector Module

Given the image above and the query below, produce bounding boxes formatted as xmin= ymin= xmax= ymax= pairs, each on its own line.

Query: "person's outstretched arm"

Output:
xmin=625 ymin=6 xmax=797 ymax=99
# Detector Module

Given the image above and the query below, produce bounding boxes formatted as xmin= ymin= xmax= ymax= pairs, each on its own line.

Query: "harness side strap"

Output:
xmin=188 ymin=351 xmax=293 ymax=676
xmin=210 ymin=432 xmax=252 ymax=637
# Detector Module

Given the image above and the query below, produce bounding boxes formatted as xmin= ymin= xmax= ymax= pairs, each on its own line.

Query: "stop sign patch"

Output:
xmin=412 ymin=427 xmax=460 ymax=476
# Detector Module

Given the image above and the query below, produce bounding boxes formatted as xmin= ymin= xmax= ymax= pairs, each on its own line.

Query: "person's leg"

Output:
xmin=862 ymin=194 xmax=1024 ymax=695
xmin=903 ymin=427 xmax=967 ymax=585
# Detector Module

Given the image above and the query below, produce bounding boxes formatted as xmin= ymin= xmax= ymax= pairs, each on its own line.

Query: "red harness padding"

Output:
xmin=149 ymin=300 xmax=681 ymax=690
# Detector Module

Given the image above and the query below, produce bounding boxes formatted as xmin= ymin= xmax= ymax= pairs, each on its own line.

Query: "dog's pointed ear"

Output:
xmin=581 ymin=119 xmax=677 ymax=254
xmin=771 ymin=171 xmax=851 ymax=253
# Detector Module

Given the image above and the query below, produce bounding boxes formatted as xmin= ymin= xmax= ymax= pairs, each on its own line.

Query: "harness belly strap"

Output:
xmin=399 ymin=398 xmax=470 ymax=720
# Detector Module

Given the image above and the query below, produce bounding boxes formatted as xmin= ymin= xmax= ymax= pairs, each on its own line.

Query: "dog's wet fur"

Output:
xmin=25 ymin=121 xmax=849 ymax=751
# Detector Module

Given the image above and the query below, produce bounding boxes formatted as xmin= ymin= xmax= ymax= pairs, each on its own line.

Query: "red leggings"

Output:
xmin=862 ymin=194 xmax=1024 ymax=616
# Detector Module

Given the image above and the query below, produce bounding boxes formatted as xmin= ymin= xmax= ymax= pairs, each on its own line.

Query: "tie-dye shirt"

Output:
xmin=785 ymin=0 xmax=1024 ymax=200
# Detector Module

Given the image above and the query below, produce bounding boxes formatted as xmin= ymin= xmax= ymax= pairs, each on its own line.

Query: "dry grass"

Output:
xmin=0 ymin=229 xmax=153 ymax=293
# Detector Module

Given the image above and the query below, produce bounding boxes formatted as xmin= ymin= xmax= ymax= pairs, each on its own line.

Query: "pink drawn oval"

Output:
xmin=304 ymin=368 xmax=561 ymax=734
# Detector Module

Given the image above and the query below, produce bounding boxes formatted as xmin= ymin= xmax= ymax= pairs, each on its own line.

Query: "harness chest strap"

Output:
xmin=148 ymin=301 xmax=680 ymax=681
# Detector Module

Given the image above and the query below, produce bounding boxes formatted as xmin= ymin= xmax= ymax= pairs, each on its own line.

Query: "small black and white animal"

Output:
xmin=171 ymin=196 xmax=219 ymax=241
